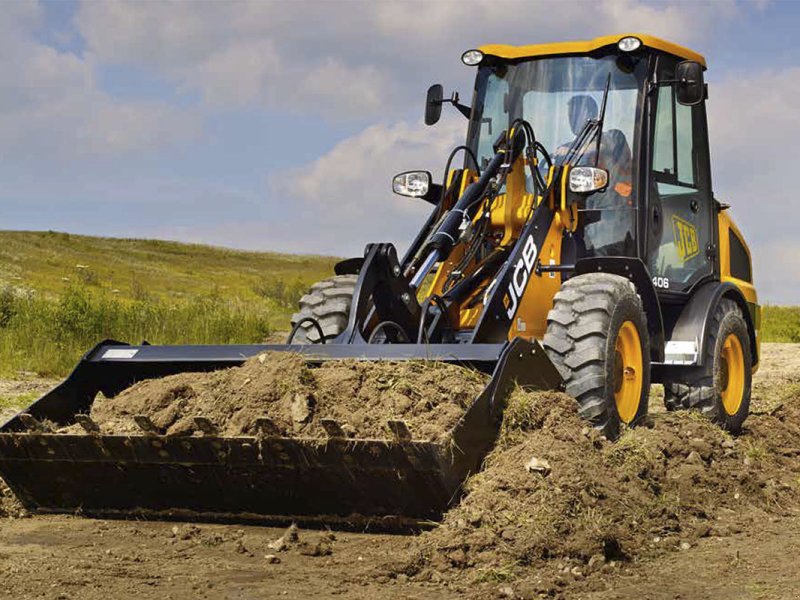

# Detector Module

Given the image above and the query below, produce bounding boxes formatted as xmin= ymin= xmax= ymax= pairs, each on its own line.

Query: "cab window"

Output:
xmin=648 ymin=60 xmax=713 ymax=292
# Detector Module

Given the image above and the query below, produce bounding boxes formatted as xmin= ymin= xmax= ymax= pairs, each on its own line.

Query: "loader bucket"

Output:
xmin=0 ymin=338 xmax=561 ymax=527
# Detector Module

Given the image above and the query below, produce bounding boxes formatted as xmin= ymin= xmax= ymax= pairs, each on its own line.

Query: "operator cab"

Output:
xmin=464 ymin=35 xmax=714 ymax=297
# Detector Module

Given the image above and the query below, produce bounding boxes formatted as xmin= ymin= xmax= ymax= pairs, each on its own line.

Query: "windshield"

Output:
xmin=467 ymin=53 xmax=647 ymax=257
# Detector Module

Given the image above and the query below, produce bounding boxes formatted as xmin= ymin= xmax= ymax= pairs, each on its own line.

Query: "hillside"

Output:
xmin=0 ymin=231 xmax=338 ymax=377
xmin=0 ymin=230 xmax=797 ymax=377
xmin=0 ymin=231 xmax=337 ymax=304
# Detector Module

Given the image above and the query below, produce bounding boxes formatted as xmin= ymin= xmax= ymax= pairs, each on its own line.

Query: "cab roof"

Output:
xmin=479 ymin=33 xmax=706 ymax=68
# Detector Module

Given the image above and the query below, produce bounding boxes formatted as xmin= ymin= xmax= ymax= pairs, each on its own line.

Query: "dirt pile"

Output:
xmin=400 ymin=387 xmax=800 ymax=597
xmin=71 ymin=353 xmax=487 ymax=440
xmin=0 ymin=477 xmax=26 ymax=519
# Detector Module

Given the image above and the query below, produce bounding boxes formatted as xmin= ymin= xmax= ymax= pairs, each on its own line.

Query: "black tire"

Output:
xmin=289 ymin=275 xmax=357 ymax=344
xmin=663 ymin=299 xmax=752 ymax=432
xmin=543 ymin=273 xmax=651 ymax=440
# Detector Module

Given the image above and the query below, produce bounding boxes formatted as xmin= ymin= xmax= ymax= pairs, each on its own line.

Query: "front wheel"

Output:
xmin=543 ymin=273 xmax=651 ymax=440
xmin=663 ymin=299 xmax=752 ymax=432
xmin=289 ymin=275 xmax=357 ymax=344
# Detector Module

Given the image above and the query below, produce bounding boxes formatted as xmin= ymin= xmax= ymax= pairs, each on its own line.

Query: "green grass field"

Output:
xmin=0 ymin=231 xmax=337 ymax=377
xmin=0 ymin=230 xmax=797 ymax=378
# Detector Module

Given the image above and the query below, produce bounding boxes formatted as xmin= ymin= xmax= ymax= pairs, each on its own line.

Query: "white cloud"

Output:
xmin=265 ymin=115 xmax=464 ymax=254
xmin=75 ymin=0 xmax=740 ymax=119
xmin=0 ymin=3 xmax=199 ymax=161
xmin=709 ymin=67 xmax=800 ymax=303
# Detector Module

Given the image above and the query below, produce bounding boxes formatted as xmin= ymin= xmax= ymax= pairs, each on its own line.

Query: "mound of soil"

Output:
xmin=73 ymin=353 xmax=487 ymax=440
xmin=399 ymin=387 xmax=800 ymax=597
xmin=0 ymin=477 xmax=26 ymax=519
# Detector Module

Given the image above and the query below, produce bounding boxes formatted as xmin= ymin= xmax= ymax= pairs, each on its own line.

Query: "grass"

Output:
xmin=761 ymin=306 xmax=800 ymax=343
xmin=0 ymin=231 xmax=338 ymax=377
xmin=0 ymin=392 xmax=39 ymax=413
xmin=1 ymin=230 xmax=799 ymax=378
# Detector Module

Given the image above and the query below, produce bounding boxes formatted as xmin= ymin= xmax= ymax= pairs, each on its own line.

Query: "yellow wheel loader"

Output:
xmin=0 ymin=34 xmax=759 ymax=526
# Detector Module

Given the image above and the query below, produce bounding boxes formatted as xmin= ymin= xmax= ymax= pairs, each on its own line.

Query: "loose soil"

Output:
xmin=62 ymin=353 xmax=487 ymax=440
xmin=0 ymin=343 xmax=799 ymax=599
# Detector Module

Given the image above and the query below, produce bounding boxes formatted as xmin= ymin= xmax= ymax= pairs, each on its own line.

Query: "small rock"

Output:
xmin=291 ymin=393 xmax=314 ymax=423
xmin=170 ymin=526 xmax=179 ymax=537
xmin=499 ymin=585 xmax=515 ymax=598
xmin=581 ymin=427 xmax=590 ymax=437
xmin=652 ymin=536 xmax=662 ymax=543
xmin=447 ymin=548 xmax=467 ymax=566
xmin=693 ymin=524 xmax=712 ymax=539
xmin=685 ymin=451 xmax=705 ymax=466
xmin=587 ymin=554 xmax=605 ymax=570
xmin=570 ymin=566 xmax=584 ymax=577
xmin=679 ymin=541 xmax=691 ymax=550
xmin=525 ymin=456 xmax=552 ymax=476
xmin=269 ymin=523 xmax=299 ymax=552
xmin=265 ymin=554 xmax=281 ymax=564
xmin=396 ymin=574 xmax=408 ymax=583
xmin=235 ymin=539 xmax=252 ymax=555
xmin=257 ymin=353 xmax=268 ymax=364
xmin=721 ymin=438 xmax=735 ymax=449
xmin=298 ymin=532 xmax=334 ymax=557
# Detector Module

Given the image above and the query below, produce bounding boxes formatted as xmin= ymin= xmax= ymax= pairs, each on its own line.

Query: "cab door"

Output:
xmin=646 ymin=57 xmax=716 ymax=294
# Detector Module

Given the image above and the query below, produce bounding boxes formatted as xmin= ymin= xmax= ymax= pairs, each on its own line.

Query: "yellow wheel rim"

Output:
xmin=614 ymin=320 xmax=643 ymax=423
xmin=720 ymin=333 xmax=745 ymax=416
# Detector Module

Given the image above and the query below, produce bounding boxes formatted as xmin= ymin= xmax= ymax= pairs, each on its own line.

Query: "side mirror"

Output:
xmin=675 ymin=61 xmax=704 ymax=106
xmin=425 ymin=84 xmax=443 ymax=126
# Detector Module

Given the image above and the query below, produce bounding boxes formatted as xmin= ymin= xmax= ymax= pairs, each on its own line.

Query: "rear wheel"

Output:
xmin=289 ymin=275 xmax=357 ymax=344
xmin=544 ymin=273 xmax=650 ymax=440
xmin=663 ymin=299 xmax=751 ymax=432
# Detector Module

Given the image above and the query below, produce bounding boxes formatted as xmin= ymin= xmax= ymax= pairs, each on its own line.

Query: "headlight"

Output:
xmin=617 ymin=36 xmax=642 ymax=52
xmin=392 ymin=171 xmax=431 ymax=198
xmin=461 ymin=49 xmax=484 ymax=66
xmin=569 ymin=167 xmax=608 ymax=193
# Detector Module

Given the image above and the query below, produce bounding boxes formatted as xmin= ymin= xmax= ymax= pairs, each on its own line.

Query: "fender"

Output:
xmin=665 ymin=280 xmax=758 ymax=369
xmin=575 ymin=257 xmax=665 ymax=363
xmin=334 ymin=257 xmax=364 ymax=276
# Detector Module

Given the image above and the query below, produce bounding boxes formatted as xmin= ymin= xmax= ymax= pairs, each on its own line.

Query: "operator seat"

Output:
xmin=584 ymin=129 xmax=636 ymax=257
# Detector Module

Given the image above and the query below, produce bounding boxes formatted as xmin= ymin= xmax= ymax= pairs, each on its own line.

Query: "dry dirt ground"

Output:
xmin=1 ymin=343 xmax=799 ymax=600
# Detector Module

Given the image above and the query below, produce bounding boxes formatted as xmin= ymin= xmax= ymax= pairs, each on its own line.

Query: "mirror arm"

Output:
xmin=648 ymin=77 xmax=700 ymax=93
xmin=434 ymin=92 xmax=471 ymax=120
xmin=421 ymin=183 xmax=444 ymax=205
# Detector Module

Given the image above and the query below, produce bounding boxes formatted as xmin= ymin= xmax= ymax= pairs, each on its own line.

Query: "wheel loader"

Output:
xmin=0 ymin=33 xmax=759 ymax=526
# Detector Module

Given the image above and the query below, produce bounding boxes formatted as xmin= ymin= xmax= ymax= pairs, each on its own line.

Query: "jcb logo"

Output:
xmin=672 ymin=215 xmax=700 ymax=263
xmin=505 ymin=235 xmax=538 ymax=319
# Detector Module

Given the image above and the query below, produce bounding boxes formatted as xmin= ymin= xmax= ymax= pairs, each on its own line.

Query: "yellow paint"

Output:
xmin=720 ymin=333 xmax=745 ymax=416
xmin=672 ymin=215 xmax=700 ymax=263
xmin=508 ymin=209 xmax=564 ymax=341
xmin=614 ymin=320 xmax=644 ymax=423
xmin=480 ymin=33 xmax=706 ymax=67
xmin=718 ymin=209 xmax=760 ymax=371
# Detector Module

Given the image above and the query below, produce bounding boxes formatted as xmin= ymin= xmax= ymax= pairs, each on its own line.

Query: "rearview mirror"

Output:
xmin=425 ymin=84 xmax=443 ymax=126
xmin=675 ymin=61 xmax=704 ymax=106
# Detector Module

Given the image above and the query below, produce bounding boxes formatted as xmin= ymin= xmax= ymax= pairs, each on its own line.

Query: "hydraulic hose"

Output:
xmin=409 ymin=130 xmax=525 ymax=289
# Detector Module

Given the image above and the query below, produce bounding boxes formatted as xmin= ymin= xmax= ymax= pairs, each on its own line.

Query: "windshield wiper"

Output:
xmin=559 ymin=73 xmax=612 ymax=169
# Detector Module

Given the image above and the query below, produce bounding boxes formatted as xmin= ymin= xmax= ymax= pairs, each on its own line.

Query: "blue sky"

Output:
xmin=1 ymin=0 xmax=799 ymax=303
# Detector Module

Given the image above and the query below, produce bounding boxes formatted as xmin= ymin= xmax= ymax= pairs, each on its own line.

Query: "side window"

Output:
xmin=648 ymin=61 xmax=713 ymax=292
xmin=652 ymin=86 xmax=699 ymax=194
xmin=729 ymin=230 xmax=752 ymax=282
